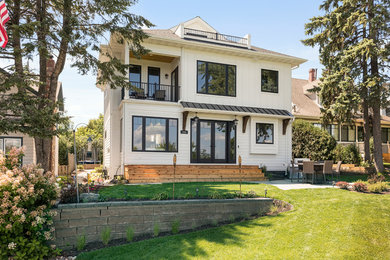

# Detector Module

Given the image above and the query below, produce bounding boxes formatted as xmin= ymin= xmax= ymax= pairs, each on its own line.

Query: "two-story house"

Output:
xmin=98 ymin=17 xmax=306 ymax=182
xmin=292 ymin=69 xmax=390 ymax=154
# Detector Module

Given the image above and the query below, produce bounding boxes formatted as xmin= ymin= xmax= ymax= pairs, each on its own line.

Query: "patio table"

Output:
xmin=297 ymin=162 xmax=324 ymax=184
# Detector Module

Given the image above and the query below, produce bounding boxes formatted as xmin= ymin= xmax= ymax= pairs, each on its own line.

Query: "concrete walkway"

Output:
xmin=257 ymin=179 xmax=336 ymax=190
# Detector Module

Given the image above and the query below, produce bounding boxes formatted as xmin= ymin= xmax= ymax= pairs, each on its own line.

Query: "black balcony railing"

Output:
xmin=122 ymin=81 xmax=179 ymax=102
xmin=183 ymin=28 xmax=248 ymax=46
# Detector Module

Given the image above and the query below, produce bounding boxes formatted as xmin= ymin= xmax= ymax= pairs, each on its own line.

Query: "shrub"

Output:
xmin=368 ymin=173 xmax=386 ymax=184
xmin=153 ymin=223 xmax=160 ymax=237
xmin=333 ymin=144 xmax=361 ymax=165
xmin=94 ymin=165 xmax=103 ymax=173
xmin=367 ymin=182 xmax=389 ymax=193
xmin=184 ymin=192 xmax=194 ymax=199
xmin=0 ymin=148 xmax=59 ymax=259
xmin=352 ymin=182 xmax=367 ymax=192
xmin=152 ymin=192 xmax=169 ymax=200
xmin=336 ymin=181 xmax=350 ymax=190
xmin=209 ymin=191 xmax=224 ymax=199
xmin=126 ymin=226 xmax=134 ymax=242
xmin=76 ymin=235 xmax=86 ymax=251
xmin=211 ymin=219 xmax=218 ymax=226
xmin=77 ymin=165 xmax=84 ymax=170
xmin=101 ymin=227 xmax=111 ymax=245
xmin=246 ymin=190 xmax=257 ymax=198
xmin=292 ymin=120 xmax=337 ymax=161
xmin=171 ymin=220 xmax=180 ymax=234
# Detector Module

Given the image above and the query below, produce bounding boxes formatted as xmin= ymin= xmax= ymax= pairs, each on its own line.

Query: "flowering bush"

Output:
xmin=0 ymin=147 xmax=60 ymax=259
xmin=336 ymin=181 xmax=350 ymax=190
xmin=352 ymin=182 xmax=367 ymax=192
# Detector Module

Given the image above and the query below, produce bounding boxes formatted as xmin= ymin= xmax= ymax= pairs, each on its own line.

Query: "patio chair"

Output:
xmin=155 ymin=89 xmax=166 ymax=101
xmin=303 ymin=161 xmax=315 ymax=184
xmin=323 ymin=160 xmax=333 ymax=183
xmin=290 ymin=158 xmax=302 ymax=182
xmin=135 ymin=90 xmax=146 ymax=99
xmin=333 ymin=161 xmax=342 ymax=182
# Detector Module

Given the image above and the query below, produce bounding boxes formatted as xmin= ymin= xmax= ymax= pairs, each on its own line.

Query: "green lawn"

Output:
xmin=78 ymin=183 xmax=390 ymax=259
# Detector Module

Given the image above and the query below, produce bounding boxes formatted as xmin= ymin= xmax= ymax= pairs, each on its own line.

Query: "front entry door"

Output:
xmin=191 ymin=119 xmax=235 ymax=163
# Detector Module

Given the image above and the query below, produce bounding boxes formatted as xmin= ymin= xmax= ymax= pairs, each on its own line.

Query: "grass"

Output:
xmin=77 ymin=182 xmax=390 ymax=259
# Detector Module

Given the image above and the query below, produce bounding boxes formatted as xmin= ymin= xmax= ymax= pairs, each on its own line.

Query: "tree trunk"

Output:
xmin=35 ymin=137 xmax=52 ymax=171
xmin=372 ymin=103 xmax=384 ymax=172
xmin=363 ymin=99 xmax=371 ymax=162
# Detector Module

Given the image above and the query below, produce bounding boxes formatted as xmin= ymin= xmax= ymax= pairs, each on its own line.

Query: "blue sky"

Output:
xmin=60 ymin=0 xmax=324 ymax=126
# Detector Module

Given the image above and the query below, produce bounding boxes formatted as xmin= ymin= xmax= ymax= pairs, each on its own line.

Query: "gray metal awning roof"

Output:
xmin=180 ymin=101 xmax=293 ymax=118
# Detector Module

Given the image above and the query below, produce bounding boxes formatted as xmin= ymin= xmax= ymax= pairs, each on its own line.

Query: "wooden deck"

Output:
xmin=124 ymin=164 xmax=265 ymax=183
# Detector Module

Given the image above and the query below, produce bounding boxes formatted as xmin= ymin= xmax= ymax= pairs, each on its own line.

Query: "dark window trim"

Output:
xmin=132 ymin=116 xmax=178 ymax=153
xmin=129 ymin=64 xmax=142 ymax=82
xmin=255 ymin=123 xmax=274 ymax=144
xmin=261 ymin=69 xmax=279 ymax=94
xmin=190 ymin=119 xmax=236 ymax=164
xmin=340 ymin=125 xmax=356 ymax=142
xmin=196 ymin=60 xmax=236 ymax=97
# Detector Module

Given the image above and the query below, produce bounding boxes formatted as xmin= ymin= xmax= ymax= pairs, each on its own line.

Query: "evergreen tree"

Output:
xmin=0 ymin=0 xmax=152 ymax=171
xmin=303 ymin=0 xmax=390 ymax=172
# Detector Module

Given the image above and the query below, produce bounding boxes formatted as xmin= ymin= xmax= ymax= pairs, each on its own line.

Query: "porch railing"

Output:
xmin=183 ymin=28 xmax=248 ymax=46
xmin=122 ymin=81 xmax=179 ymax=102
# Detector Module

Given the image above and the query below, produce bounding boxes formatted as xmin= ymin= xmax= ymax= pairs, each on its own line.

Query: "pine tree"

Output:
xmin=0 ymin=0 xmax=152 ymax=171
xmin=303 ymin=0 xmax=390 ymax=172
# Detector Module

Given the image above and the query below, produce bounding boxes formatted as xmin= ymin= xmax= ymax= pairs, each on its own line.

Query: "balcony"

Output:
xmin=183 ymin=28 xmax=249 ymax=48
xmin=122 ymin=81 xmax=179 ymax=102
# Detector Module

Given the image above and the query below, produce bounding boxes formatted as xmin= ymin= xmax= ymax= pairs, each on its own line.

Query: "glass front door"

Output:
xmin=191 ymin=119 xmax=236 ymax=163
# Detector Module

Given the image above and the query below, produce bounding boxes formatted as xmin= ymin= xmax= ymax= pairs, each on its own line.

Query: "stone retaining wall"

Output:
xmin=53 ymin=198 xmax=273 ymax=250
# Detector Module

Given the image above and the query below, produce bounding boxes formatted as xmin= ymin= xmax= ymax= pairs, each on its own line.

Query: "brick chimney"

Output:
xmin=308 ymin=68 xmax=317 ymax=82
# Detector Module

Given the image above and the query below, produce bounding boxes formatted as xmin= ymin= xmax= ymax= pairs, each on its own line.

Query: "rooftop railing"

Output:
xmin=183 ymin=28 xmax=248 ymax=46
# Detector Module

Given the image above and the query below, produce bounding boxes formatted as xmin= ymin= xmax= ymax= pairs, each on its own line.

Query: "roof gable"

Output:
xmin=171 ymin=16 xmax=217 ymax=34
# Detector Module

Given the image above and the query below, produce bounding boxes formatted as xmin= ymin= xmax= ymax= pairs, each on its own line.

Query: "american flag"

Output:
xmin=0 ymin=0 xmax=10 ymax=48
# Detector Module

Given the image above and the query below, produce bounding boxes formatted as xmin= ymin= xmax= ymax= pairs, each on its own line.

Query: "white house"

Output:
xmin=98 ymin=17 xmax=306 ymax=181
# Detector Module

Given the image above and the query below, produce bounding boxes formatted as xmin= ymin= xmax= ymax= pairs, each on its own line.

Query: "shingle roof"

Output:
xmin=181 ymin=101 xmax=293 ymax=117
xmin=144 ymin=29 xmax=299 ymax=60
xmin=292 ymin=78 xmax=321 ymax=119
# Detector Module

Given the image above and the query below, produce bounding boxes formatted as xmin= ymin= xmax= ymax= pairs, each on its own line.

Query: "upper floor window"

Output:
xmin=197 ymin=61 xmax=236 ymax=96
xmin=261 ymin=69 xmax=278 ymax=93
xmin=256 ymin=123 xmax=274 ymax=144
xmin=130 ymin=64 xmax=141 ymax=88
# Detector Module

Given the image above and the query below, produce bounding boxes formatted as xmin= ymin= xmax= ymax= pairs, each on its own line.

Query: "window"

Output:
xmin=313 ymin=123 xmax=322 ymax=129
xmin=261 ymin=69 xmax=278 ymax=93
xmin=381 ymin=128 xmax=390 ymax=143
xmin=341 ymin=125 xmax=356 ymax=142
xmin=358 ymin=126 xmax=364 ymax=142
xmin=129 ymin=65 xmax=141 ymax=85
xmin=326 ymin=124 xmax=339 ymax=141
xmin=0 ymin=137 xmax=22 ymax=154
xmin=132 ymin=116 xmax=178 ymax=152
xmin=197 ymin=61 xmax=236 ymax=96
xmin=256 ymin=123 xmax=274 ymax=144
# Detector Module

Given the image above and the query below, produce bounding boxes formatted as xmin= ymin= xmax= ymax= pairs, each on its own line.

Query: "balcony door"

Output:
xmin=148 ymin=67 xmax=160 ymax=98
xmin=191 ymin=119 xmax=236 ymax=163
xmin=171 ymin=66 xmax=179 ymax=102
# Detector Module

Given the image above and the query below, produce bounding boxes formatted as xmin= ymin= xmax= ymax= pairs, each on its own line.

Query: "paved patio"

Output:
xmin=257 ymin=179 xmax=336 ymax=190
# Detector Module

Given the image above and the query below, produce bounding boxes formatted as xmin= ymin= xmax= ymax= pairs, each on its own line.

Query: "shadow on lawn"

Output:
xmin=77 ymin=213 xmax=286 ymax=260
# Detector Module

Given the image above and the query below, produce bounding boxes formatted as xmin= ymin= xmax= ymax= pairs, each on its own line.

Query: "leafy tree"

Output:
xmin=303 ymin=0 xmax=390 ymax=172
xmin=59 ymin=114 xmax=104 ymax=165
xmin=292 ymin=120 xmax=337 ymax=161
xmin=0 ymin=0 xmax=152 ymax=171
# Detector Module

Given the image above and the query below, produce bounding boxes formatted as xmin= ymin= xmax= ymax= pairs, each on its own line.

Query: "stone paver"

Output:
xmin=256 ymin=179 xmax=336 ymax=190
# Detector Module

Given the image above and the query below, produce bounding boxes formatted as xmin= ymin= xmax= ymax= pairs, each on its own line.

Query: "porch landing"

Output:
xmin=124 ymin=165 xmax=265 ymax=183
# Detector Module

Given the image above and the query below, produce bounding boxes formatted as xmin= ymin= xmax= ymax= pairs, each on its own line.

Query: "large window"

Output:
xmin=256 ymin=123 xmax=274 ymax=144
xmin=0 ymin=137 xmax=23 ymax=154
xmin=197 ymin=61 xmax=236 ymax=96
xmin=381 ymin=128 xmax=390 ymax=143
xmin=341 ymin=125 xmax=356 ymax=142
xmin=261 ymin=69 xmax=278 ymax=93
xmin=129 ymin=64 xmax=141 ymax=88
xmin=132 ymin=116 xmax=178 ymax=152
xmin=326 ymin=124 xmax=339 ymax=141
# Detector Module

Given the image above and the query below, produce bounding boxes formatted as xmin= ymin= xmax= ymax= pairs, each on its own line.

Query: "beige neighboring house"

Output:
xmin=0 ymin=58 xmax=64 ymax=174
xmin=292 ymin=69 xmax=390 ymax=153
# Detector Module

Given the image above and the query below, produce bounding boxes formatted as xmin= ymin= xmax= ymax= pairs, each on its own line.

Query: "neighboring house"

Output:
xmin=98 ymin=17 xmax=306 ymax=179
xmin=0 ymin=58 xmax=64 ymax=175
xmin=292 ymin=69 xmax=390 ymax=153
